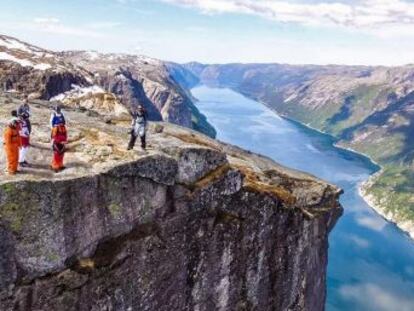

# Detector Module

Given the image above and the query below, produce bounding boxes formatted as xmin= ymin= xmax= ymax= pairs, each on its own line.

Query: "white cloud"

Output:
xmin=87 ymin=22 xmax=122 ymax=30
xmin=133 ymin=45 xmax=144 ymax=53
xmin=115 ymin=0 xmax=137 ymax=3
xmin=339 ymin=283 xmax=414 ymax=311
xmin=33 ymin=17 xmax=60 ymax=25
xmin=32 ymin=17 xmax=103 ymax=38
xmin=161 ymin=0 xmax=414 ymax=34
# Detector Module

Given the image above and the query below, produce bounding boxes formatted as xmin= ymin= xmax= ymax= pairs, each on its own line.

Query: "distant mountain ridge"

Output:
xmin=178 ymin=62 xmax=414 ymax=238
xmin=0 ymin=35 xmax=215 ymax=137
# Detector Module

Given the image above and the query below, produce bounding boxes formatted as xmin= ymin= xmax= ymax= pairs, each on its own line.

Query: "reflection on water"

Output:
xmin=192 ymin=86 xmax=414 ymax=311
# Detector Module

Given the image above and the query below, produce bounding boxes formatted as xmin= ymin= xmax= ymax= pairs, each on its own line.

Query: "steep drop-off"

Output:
xmin=0 ymin=94 xmax=342 ymax=311
xmin=180 ymin=62 xmax=414 ymax=238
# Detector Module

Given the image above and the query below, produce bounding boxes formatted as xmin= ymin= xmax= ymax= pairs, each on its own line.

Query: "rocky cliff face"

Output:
xmin=180 ymin=62 xmax=414 ymax=238
xmin=0 ymin=35 xmax=215 ymax=138
xmin=60 ymin=51 xmax=216 ymax=138
xmin=0 ymin=94 xmax=342 ymax=311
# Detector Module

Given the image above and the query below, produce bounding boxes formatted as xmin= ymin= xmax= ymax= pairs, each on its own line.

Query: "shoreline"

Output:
xmin=258 ymin=98 xmax=414 ymax=240
xmin=358 ymin=172 xmax=414 ymax=240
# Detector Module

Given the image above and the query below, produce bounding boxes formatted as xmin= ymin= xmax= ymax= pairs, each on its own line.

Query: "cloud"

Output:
xmin=33 ymin=17 xmax=60 ymax=25
xmin=133 ymin=45 xmax=144 ymax=53
xmin=161 ymin=0 xmax=414 ymax=33
xmin=339 ymin=283 xmax=414 ymax=311
xmin=32 ymin=17 xmax=103 ymax=38
xmin=87 ymin=22 xmax=122 ymax=30
xmin=115 ymin=0 xmax=137 ymax=3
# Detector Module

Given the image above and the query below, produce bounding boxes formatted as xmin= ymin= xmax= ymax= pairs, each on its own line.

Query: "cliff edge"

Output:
xmin=0 ymin=95 xmax=342 ymax=311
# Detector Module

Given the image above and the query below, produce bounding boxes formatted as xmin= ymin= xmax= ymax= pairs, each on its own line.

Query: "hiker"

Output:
xmin=18 ymin=112 xmax=31 ymax=167
xmin=50 ymin=105 xmax=65 ymax=129
xmin=18 ymin=98 xmax=32 ymax=134
xmin=50 ymin=120 xmax=67 ymax=172
xmin=3 ymin=119 xmax=21 ymax=175
xmin=128 ymin=105 xmax=147 ymax=150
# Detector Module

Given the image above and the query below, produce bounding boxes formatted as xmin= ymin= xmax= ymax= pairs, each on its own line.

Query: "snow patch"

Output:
xmin=0 ymin=37 xmax=34 ymax=53
xmin=33 ymin=51 xmax=55 ymax=59
xmin=0 ymin=52 xmax=34 ymax=67
xmin=85 ymin=51 xmax=100 ymax=60
xmin=51 ymin=85 xmax=105 ymax=102
xmin=0 ymin=52 xmax=52 ymax=71
xmin=136 ymin=55 xmax=161 ymax=65
xmin=34 ymin=63 xmax=52 ymax=70
xmin=116 ymin=73 xmax=128 ymax=81
xmin=284 ymin=93 xmax=298 ymax=103
xmin=85 ymin=76 xmax=94 ymax=84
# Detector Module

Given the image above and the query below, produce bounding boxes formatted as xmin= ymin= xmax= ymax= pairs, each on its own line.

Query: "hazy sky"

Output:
xmin=2 ymin=0 xmax=414 ymax=65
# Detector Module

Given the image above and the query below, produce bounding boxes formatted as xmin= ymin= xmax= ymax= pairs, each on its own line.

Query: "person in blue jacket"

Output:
xmin=50 ymin=105 xmax=66 ymax=129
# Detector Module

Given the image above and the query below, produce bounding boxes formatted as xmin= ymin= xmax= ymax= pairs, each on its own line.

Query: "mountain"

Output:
xmin=180 ymin=62 xmax=414 ymax=238
xmin=0 ymin=35 xmax=91 ymax=99
xmin=0 ymin=35 xmax=215 ymax=137
xmin=0 ymin=93 xmax=342 ymax=310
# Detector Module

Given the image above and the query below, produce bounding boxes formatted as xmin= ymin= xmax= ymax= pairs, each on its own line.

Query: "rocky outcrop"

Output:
xmin=50 ymin=85 xmax=130 ymax=120
xmin=0 ymin=94 xmax=342 ymax=311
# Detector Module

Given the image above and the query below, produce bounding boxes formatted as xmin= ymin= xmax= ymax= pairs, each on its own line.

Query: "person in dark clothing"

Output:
xmin=128 ymin=105 xmax=147 ymax=150
xmin=18 ymin=99 xmax=31 ymax=134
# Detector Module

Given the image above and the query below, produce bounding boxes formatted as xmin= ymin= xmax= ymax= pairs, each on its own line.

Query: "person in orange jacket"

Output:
xmin=3 ymin=119 xmax=22 ymax=175
xmin=51 ymin=121 xmax=68 ymax=172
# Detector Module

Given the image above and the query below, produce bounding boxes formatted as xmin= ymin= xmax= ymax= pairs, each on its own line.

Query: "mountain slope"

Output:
xmin=0 ymin=35 xmax=91 ymax=99
xmin=61 ymin=51 xmax=215 ymax=137
xmin=181 ymin=62 xmax=414 ymax=238
xmin=0 ymin=34 xmax=215 ymax=137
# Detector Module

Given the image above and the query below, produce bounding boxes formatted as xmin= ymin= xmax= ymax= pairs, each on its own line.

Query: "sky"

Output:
xmin=2 ymin=0 xmax=414 ymax=66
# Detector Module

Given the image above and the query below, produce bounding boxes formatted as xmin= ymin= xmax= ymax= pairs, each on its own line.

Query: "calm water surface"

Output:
xmin=192 ymin=85 xmax=414 ymax=311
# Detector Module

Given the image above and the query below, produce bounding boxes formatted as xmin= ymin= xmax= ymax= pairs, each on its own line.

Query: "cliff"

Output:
xmin=0 ymin=35 xmax=215 ymax=138
xmin=61 ymin=51 xmax=216 ymax=138
xmin=0 ymin=94 xmax=342 ymax=311
xmin=179 ymin=62 xmax=414 ymax=238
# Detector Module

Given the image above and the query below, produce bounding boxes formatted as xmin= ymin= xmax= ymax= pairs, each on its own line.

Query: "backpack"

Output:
xmin=52 ymin=112 xmax=66 ymax=127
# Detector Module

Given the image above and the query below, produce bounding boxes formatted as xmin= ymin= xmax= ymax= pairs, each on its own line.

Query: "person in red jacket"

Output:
xmin=51 ymin=121 xmax=67 ymax=172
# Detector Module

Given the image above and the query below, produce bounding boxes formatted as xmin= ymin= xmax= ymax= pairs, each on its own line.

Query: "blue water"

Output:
xmin=192 ymin=85 xmax=414 ymax=311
